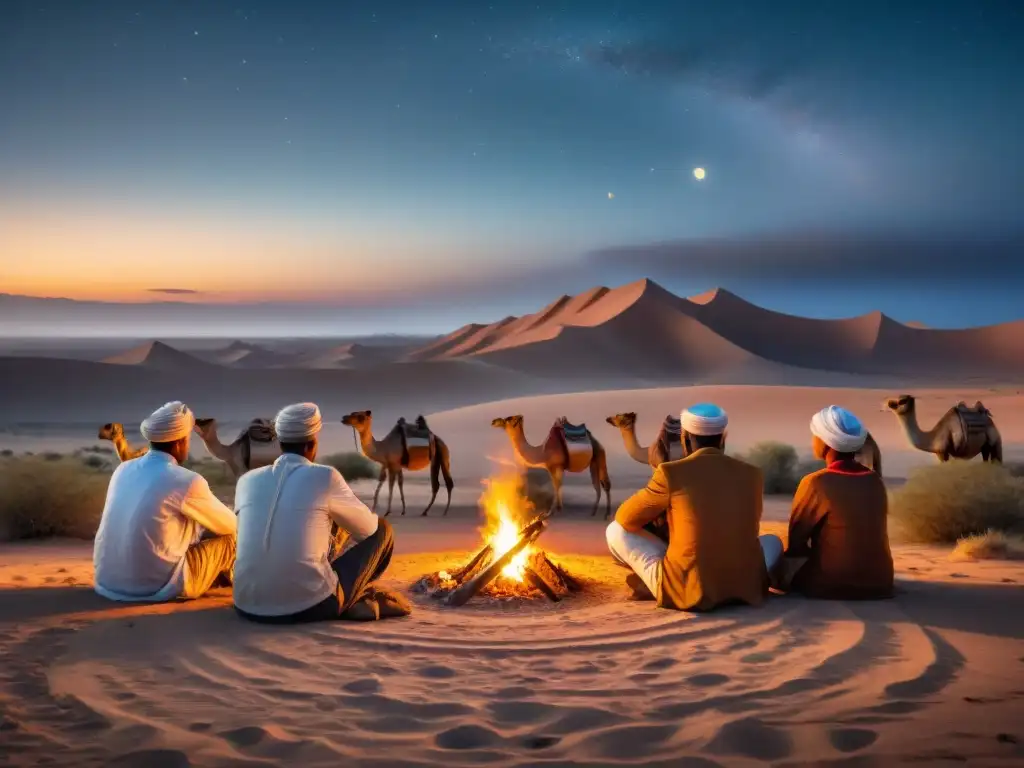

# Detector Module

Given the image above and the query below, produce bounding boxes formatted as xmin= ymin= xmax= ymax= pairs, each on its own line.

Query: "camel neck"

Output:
xmin=896 ymin=409 xmax=938 ymax=450
xmin=356 ymin=426 xmax=378 ymax=457
xmin=620 ymin=425 xmax=650 ymax=464
xmin=508 ymin=425 xmax=546 ymax=466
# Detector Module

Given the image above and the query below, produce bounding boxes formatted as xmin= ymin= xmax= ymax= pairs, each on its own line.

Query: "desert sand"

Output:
xmin=3 ymin=281 xmax=1024 ymax=765
xmin=1 ymin=520 xmax=1023 ymax=767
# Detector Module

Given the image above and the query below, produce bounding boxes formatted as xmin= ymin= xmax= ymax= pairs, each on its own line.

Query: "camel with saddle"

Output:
xmin=340 ymin=411 xmax=454 ymax=516
xmin=884 ymin=394 xmax=1001 ymax=463
xmin=193 ymin=417 xmax=281 ymax=478
xmin=491 ymin=415 xmax=611 ymax=518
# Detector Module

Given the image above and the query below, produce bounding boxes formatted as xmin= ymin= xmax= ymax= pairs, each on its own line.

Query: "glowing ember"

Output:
xmin=480 ymin=473 xmax=534 ymax=583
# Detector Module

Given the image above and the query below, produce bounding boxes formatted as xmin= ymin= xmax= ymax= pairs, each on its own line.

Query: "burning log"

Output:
xmin=447 ymin=516 xmax=547 ymax=607
xmin=524 ymin=566 xmax=561 ymax=602
xmin=451 ymin=543 xmax=492 ymax=583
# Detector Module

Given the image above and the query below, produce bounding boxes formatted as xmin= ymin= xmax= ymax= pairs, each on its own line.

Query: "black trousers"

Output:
xmin=236 ymin=519 xmax=394 ymax=624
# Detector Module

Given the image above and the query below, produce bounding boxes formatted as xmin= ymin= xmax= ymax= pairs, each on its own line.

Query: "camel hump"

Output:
xmin=242 ymin=418 xmax=276 ymax=443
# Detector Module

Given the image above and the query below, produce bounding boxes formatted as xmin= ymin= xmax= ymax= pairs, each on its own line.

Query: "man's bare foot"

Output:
xmin=625 ymin=573 xmax=655 ymax=601
xmin=340 ymin=595 xmax=380 ymax=621
xmin=371 ymin=588 xmax=412 ymax=618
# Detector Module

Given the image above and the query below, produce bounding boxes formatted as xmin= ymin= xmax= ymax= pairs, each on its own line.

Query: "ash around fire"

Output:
xmin=413 ymin=549 xmax=584 ymax=605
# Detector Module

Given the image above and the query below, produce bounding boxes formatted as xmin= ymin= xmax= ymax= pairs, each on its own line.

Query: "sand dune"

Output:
xmin=1 ymin=527 xmax=1022 ymax=767
xmin=102 ymin=340 xmax=214 ymax=370
xmin=407 ymin=279 xmax=1024 ymax=381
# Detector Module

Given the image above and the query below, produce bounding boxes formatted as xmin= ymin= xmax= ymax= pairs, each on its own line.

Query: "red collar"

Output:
xmin=826 ymin=459 xmax=874 ymax=476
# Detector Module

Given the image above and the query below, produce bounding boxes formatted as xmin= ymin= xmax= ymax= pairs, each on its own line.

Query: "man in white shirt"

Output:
xmin=233 ymin=402 xmax=408 ymax=623
xmin=93 ymin=401 xmax=238 ymax=602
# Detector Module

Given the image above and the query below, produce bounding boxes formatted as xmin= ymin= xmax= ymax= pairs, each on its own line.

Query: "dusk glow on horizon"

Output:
xmin=1 ymin=1 xmax=1022 ymax=326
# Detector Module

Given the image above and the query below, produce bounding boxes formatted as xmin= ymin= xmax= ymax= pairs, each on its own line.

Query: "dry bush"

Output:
xmin=322 ymin=452 xmax=380 ymax=482
xmin=739 ymin=441 xmax=823 ymax=495
xmin=950 ymin=530 xmax=1024 ymax=562
xmin=0 ymin=455 xmax=110 ymax=540
xmin=1005 ymin=462 xmax=1024 ymax=479
xmin=890 ymin=462 xmax=1024 ymax=544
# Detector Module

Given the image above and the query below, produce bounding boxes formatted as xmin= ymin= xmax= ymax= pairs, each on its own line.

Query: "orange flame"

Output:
xmin=479 ymin=471 xmax=534 ymax=582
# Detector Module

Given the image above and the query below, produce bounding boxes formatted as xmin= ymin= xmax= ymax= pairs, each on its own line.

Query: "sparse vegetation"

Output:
xmin=0 ymin=455 xmax=109 ymax=540
xmin=890 ymin=462 xmax=1024 ymax=544
xmin=1 ymin=449 xmax=13 ymax=458
xmin=322 ymin=452 xmax=379 ymax=481
xmin=950 ymin=530 xmax=1024 ymax=562
xmin=737 ymin=441 xmax=825 ymax=495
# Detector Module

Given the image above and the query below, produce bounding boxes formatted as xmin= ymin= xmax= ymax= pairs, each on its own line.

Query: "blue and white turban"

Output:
xmin=680 ymin=403 xmax=729 ymax=436
xmin=810 ymin=406 xmax=866 ymax=453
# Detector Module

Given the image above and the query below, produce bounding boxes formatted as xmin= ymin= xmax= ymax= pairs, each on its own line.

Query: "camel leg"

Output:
xmin=600 ymin=459 xmax=612 ymax=520
xmin=423 ymin=455 xmax=441 ymax=517
xmin=549 ymin=466 xmax=564 ymax=515
xmin=589 ymin=460 xmax=602 ymax=517
xmin=991 ymin=439 xmax=1003 ymax=463
xmin=372 ymin=465 xmax=386 ymax=512
xmin=385 ymin=468 xmax=396 ymax=516
xmin=439 ymin=442 xmax=454 ymax=516
xmin=397 ymin=470 xmax=407 ymax=516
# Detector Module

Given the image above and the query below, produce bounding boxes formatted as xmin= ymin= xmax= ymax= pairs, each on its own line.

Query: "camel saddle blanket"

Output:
xmin=398 ymin=416 xmax=434 ymax=466
xmin=241 ymin=419 xmax=279 ymax=469
xmin=950 ymin=402 xmax=992 ymax=453
xmin=550 ymin=417 xmax=593 ymax=470
xmin=656 ymin=415 xmax=684 ymax=462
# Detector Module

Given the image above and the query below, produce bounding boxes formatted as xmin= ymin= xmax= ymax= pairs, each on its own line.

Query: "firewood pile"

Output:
xmin=412 ymin=513 xmax=583 ymax=606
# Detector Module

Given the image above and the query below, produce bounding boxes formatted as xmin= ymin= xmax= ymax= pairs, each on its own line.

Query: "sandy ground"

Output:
xmin=1 ymin=518 xmax=1023 ymax=768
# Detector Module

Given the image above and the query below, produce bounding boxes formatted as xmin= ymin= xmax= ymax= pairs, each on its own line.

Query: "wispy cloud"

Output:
xmin=146 ymin=288 xmax=202 ymax=295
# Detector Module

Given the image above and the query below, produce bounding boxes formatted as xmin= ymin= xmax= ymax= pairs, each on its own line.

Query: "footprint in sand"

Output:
xmin=642 ymin=657 xmax=679 ymax=671
xmin=583 ymin=723 xmax=679 ymax=760
xmin=108 ymin=749 xmax=191 ymax=768
xmin=686 ymin=673 xmax=730 ymax=688
xmin=434 ymin=723 xmax=502 ymax=750
xmin=828 ymin=727 xmax=879 ymax=753
xmin=342 ymin=677 xmax=382 ymax=694
xmin=521 ymin=734 xmax=561 ymax=750
xmin=740 ymin=652 xmax=776 ymax=665
xmin=415 ymin=664 xmax=457 ymax=679
xmin=705 ymin=717 xmax=793 ymax=761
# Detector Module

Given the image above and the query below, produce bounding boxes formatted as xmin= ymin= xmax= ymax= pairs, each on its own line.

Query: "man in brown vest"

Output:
xmin=606 ymin=403 xmax=784 ymax=611
xmin=783 ymin=406 xmax=894 ymax=599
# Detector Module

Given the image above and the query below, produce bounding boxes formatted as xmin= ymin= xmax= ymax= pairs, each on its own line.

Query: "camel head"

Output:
xmin=606 ymin=412 xmax=637 ymax=429
xmin=98 ymin=422 xmax=124 ymax=441
xmin=884 ymin=394 xmax=915 ymax=416
xmin=341 ymin=410 xmax=372 ymax=430
xmin=193 ymin=417 xmax=217 ymax=440
xmin=491 ymin=415 xmax=524 ymax=430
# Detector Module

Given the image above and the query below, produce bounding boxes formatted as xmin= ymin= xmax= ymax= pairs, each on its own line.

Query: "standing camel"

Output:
xmin=340 ymin=410 xmax=454 ymax=516
xmin=884 ymin=394 xmax=1001 ymax=463
xmin=491 ymin=415 xmax=611 ymax=518
xmin=193 ymin=417 xmax=280 ymax=479
xmin=97 ymin=423 xmax=147 ymax=461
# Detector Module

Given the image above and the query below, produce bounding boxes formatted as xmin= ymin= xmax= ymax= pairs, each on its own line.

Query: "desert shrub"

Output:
xmin=1005 ymin=462 xmax=1024 ymax=479
xmin=0 ymin=455 xmax=110 ymax=540
xmin=322 ymin=452 xmax=379 ymax=481
xmin=81 ymin=454 xmax=112 ymax=471
xmin=739 ymin=441 xmax=814 ymax=495
xmin=79 ymin=445 xmax=114 ymax=456
xmin=1 ymin=449 xmax=13 ymax=458
xmin=42 ymin=451 xmax=64 ymax=462
xmin=950 ymin=530 xmax=1024 ymax=562
xmin=889 ymin=462 xmax=1024 ymax=544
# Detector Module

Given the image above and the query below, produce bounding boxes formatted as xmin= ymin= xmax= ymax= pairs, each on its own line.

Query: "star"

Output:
xmin=193 ymin=30 xmax=199 ymax=36
xmin=241 ymin=58 xmax=247 ymax=64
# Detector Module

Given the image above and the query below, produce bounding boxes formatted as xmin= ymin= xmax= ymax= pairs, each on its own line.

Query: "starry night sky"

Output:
xmin=1 ymin=0 xmax=1022 ymax=333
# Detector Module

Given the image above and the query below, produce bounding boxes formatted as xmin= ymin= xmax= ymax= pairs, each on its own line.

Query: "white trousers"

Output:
xmin=605 ymin=521 xmax=784 ymax=599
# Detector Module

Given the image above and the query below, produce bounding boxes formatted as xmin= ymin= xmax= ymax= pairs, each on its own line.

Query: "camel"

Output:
xmin=884 ymin=394 xmax=1002 ymax=463
xmin=193 ymin=418 xmax=281 ymax=479
xmin=491 ymin=415 xmax=611 ymax=518
xmin=97 ymin=423 xmax=147 ymax=462
xmin=607 ymin=411 xmax=885 ymax=477
xmin=339 ymin=411 xmax=454 ymax=516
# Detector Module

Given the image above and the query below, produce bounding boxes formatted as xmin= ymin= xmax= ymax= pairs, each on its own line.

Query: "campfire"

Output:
xmin=413 ymin=472 xmax=582 ymax=606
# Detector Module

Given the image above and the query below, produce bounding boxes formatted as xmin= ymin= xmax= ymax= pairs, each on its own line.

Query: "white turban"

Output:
xmin=274 ymin=402 xmax=323 ymax=442
xmin=810 ymin=405 xmax=866 ymax=453
xmin=680 ymin=403 xmax=728 ymax=436
xmin=140 ymin=401 xmax=195 ymax=443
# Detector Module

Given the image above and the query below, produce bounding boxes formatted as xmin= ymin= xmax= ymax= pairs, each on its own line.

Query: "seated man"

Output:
xmin=783 ymin=406 xmax=894 ymax=600
xmin=93 ymin=401 xmax=237 ymax=602
xmin=233 ymin=402 xmax=409 ymax=623
xmin=606 ymin=403 xmax=783 ymax=611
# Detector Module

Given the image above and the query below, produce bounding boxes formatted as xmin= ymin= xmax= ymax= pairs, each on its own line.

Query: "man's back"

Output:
xmin=93 ymin=451 xmax=203 ymax=599
xmin=234 ymin=454 xmax=377 ymax=616
xmin=789 ymin=463 xmax=893 ymax=599
xmin=618 ymin=447 xmax=767 ymax=611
